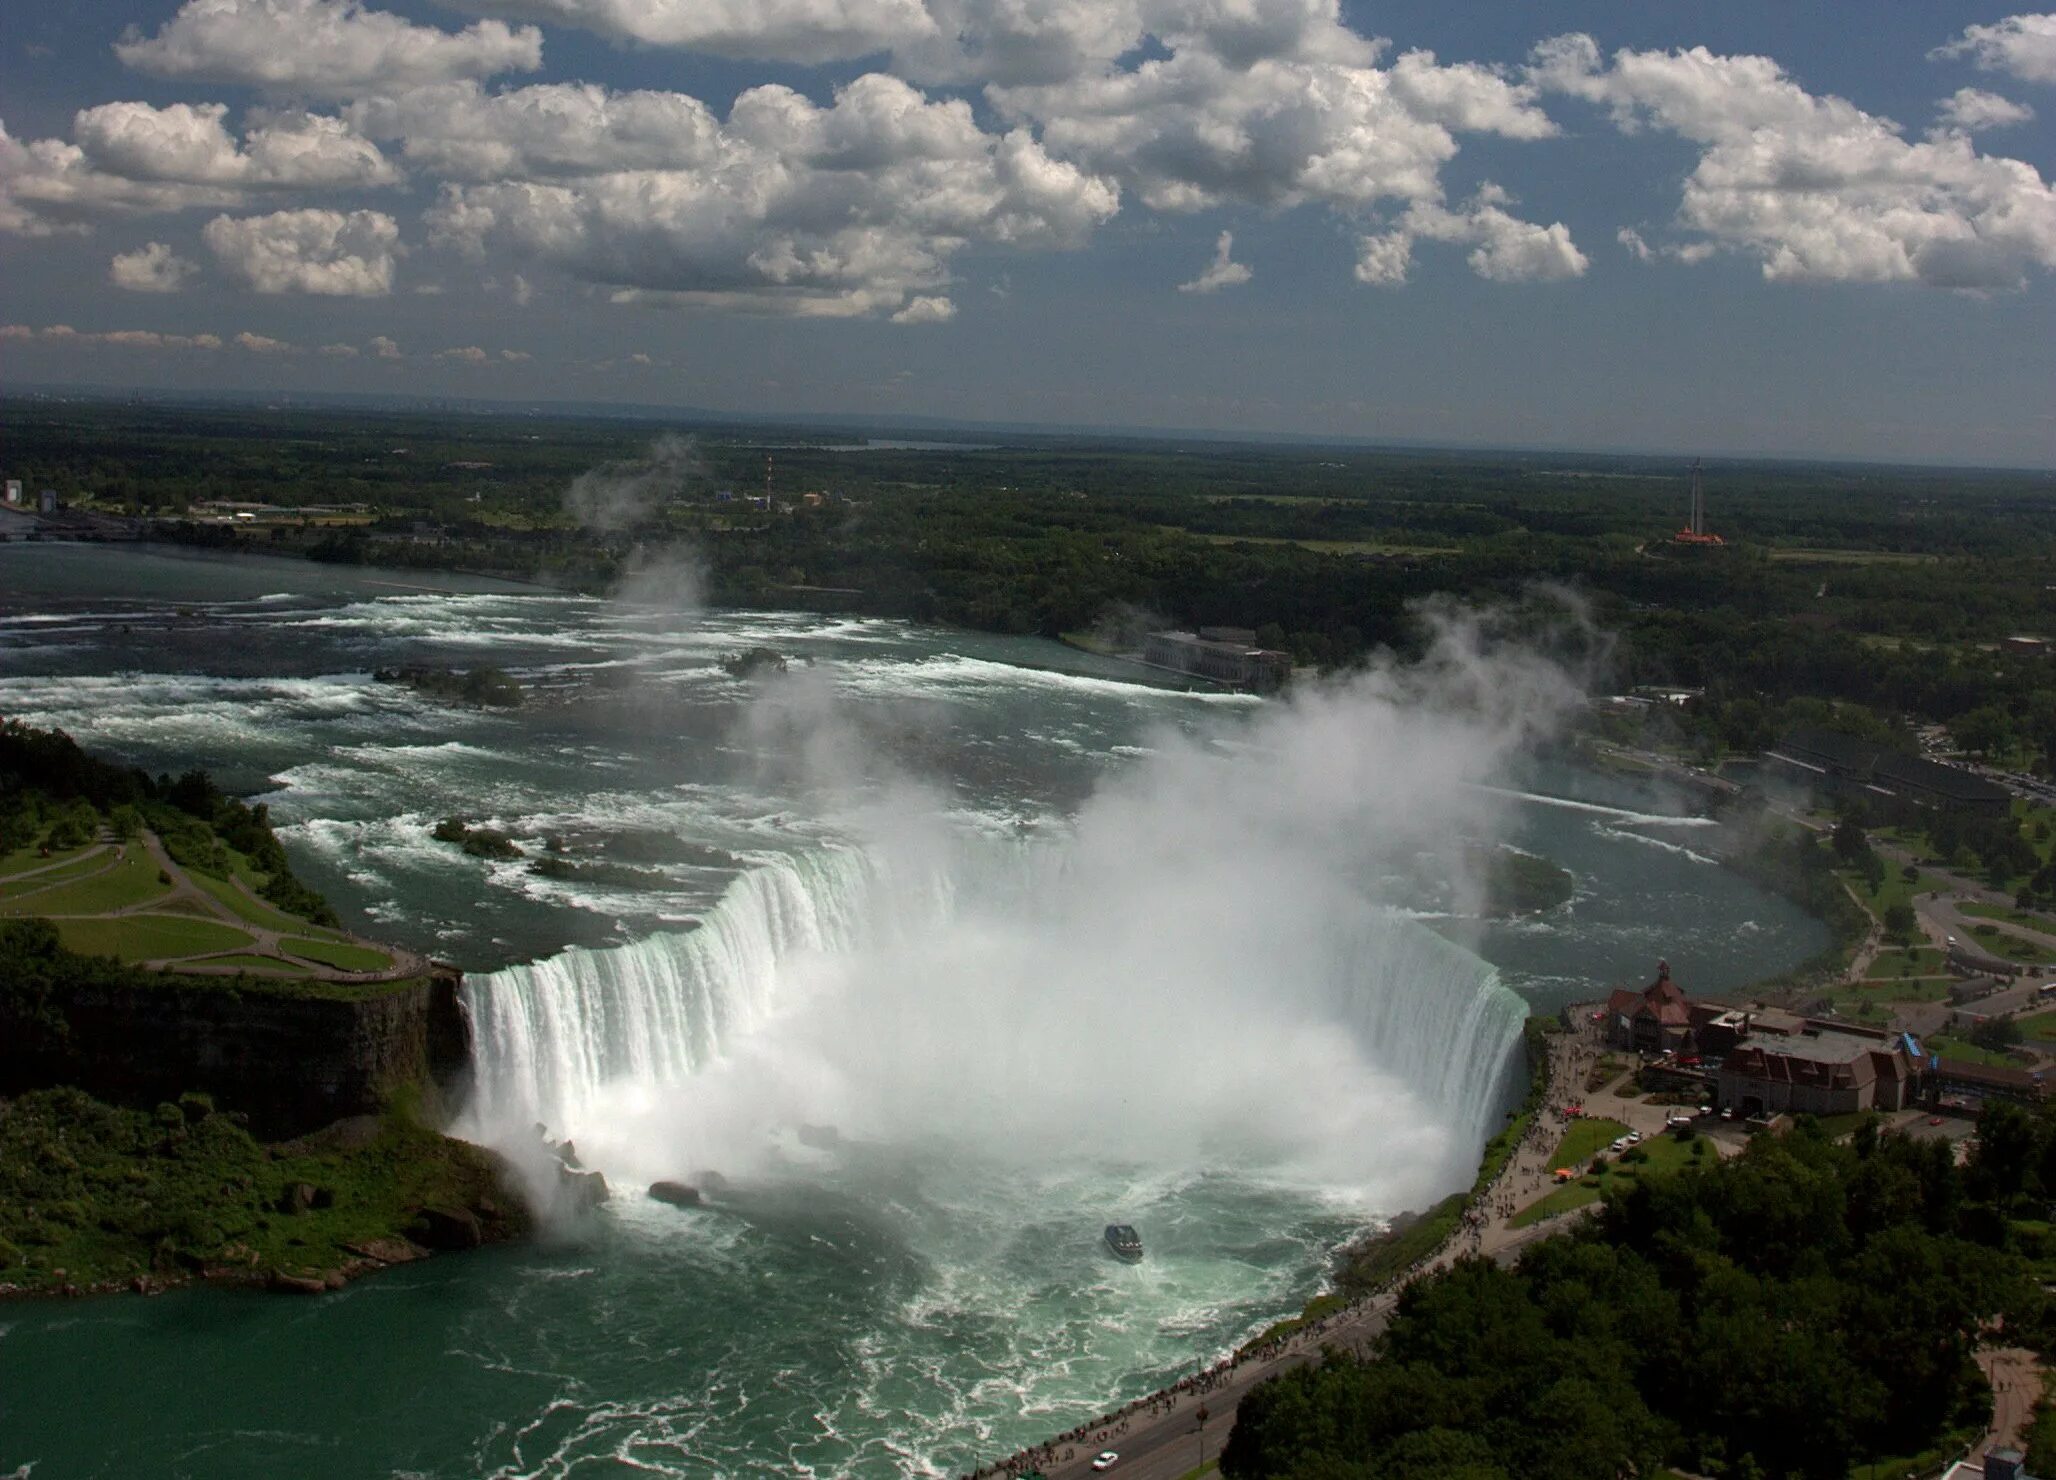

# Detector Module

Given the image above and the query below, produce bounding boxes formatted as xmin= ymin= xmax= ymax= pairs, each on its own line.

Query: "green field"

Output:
xmin=1765 ymin=548 xmax=1939 ymax=566
xmin=1544 ymin=1117 xmax=1632 ymax=1172
xmin=1863 ymin=946 xmax=1947 ymax=979
xmin=2016 ymin=1008 xmax=2056 ymax=1042
xmin=0 ymin=847 xmax=173 ymax=918
xmin=1514 ymin=1131 xmax=1703 ymax=1228
xmin=1847 ymin=978 xmax=1951 ymax=1002
xmin=281 ymin=936 xmax=394 ymax=973
xmin=1923 ymin=1032 xmax=2019 ymax=1067
xmin=193 ymin=953 xmax=314 ymax=975
xmin=1962 ymin=901 xmax=2056 ymax=931
xmin=1967 ymin=922 xmax=2055 ymax=964
xmin=53 ymin=914 xmax=256 ymax=962
xmin=1165 ymin=528 xmax=1461 ymax=557
xmin=0 ymin=846 xmax=110 ymax=897
xmin=191 ymin=861 xmax=308 ymax=932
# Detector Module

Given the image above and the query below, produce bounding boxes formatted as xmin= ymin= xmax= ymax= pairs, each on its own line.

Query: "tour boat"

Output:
xmin=1104 ymin=1224 xmax=1143 ymax=1262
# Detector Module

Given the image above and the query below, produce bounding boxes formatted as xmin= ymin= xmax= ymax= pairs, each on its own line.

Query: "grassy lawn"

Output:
xmin=1841 ymin=865 xmax=1941 ymax=926
xmin=1157 ymin=526 xmax=1460 ymax=557
xmin=53 ymin=914 xmax=257 ymax=963
xmin=1765 ymin=548 xmax=1938 ymax=565
xmin=1968 ymin=922 xmax=2055 ymax=964
xmin=0 ymin=846 xmax=173 ymax=918
xmin=1514 ymin=1132 xmax=1705 ymax=1228
xmin=1864 ymin=947 xmax=1947 ymax=979
xmin=1923 ymin=1032 xmax=2019 ymax=1068
xmin=2017 ymin=1009 xmax=2056 ymax=1042
xmin=192 ymin=953 xmax=314 ymax=975
xmin=190 ymin=866 xmax=308 ymax=933
xmin=1848 ymin=978 xmax=1951 ymax=1002
xmin=1546 ymin=1118 xmax=1632 ymax=1172
xmin=280 ymin=936 xmax=393 ymax=973
xmin=0 ymin=846 xmax=109 ymax=896
xmin=0 ymin=839 xmax=99 ymax=874
xmin=1962 ymin=901 xmax=2056 ymax=931
xmin=1823 ymin=995 xmax=1900 ymax=1026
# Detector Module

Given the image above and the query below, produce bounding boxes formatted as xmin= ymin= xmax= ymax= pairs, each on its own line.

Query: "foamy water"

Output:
xmin=0 ymin=544 xmax=1829 ymax=1478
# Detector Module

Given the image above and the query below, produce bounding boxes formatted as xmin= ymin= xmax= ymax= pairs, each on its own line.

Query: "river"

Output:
xmin=0 ymin=543 xmax=1824 ymax=1479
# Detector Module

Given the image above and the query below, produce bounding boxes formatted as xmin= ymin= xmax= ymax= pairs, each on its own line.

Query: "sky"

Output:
xmin=2 ymin=1 xmax=2054 ymax=466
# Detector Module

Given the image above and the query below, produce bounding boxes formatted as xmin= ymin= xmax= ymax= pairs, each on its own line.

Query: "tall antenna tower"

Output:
xmin=1673 ymin=456 xmax=1724 ymax=546
xmin=764 ymin=453 xmax=774 ymax=503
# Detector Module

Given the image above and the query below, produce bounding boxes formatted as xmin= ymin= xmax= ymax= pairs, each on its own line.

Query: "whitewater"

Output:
xmin=0 ymin=544 xmax=1829 ymax=1479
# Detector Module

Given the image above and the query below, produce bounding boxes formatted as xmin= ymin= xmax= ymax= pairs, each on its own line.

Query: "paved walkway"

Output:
xmin=1977 ymin=1345 xmax=2040 ymax=1458
xmin=1 ymin=829 xmax=423 ymax=983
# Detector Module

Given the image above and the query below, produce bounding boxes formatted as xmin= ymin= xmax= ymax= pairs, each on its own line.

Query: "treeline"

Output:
xmin=21 ymin=398 xmax=2056 ymax=738
xmin=0 ymin=721 xmax=336 ymax=926
xmin=1224 ymin=1111 xmax=2052 ymax=1480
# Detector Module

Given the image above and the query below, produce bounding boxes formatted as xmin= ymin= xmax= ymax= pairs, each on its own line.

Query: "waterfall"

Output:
xmin=461 ymin=846 xmax=886 ymax=1137
xmin=459 ymin=836 xmax=1528 ymax=1184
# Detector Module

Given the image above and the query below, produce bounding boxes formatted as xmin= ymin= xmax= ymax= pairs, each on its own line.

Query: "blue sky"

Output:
xmin=2 ymin=0 xmax=2053 ymax=466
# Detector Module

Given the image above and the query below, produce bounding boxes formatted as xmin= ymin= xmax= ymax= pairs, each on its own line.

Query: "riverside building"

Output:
xmin=1140 ymin=629 xmax=1293 ymax=692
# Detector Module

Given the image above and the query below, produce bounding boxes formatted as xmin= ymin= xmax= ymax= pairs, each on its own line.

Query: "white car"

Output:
xmin=1092 ymin=1453 xmax=1120 ymax=1471
xmin=1626 ymin=1131 xmax=1643 ymax=1144
xmin=1610 ymin=1136 xmax=1630 ymax=1151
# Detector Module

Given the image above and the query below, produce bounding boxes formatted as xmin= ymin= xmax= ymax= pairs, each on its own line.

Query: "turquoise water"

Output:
xmin=0 ymin=544 xmax=1824 ymax=1478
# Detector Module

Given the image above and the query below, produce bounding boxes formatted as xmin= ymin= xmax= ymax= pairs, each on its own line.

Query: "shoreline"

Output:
xmin=958 ymin=1015 xmax=1595 ymax=1479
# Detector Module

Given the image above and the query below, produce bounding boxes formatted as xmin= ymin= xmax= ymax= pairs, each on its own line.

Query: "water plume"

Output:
xmin=564 ymin=433 xmax=704 ymax=533
xmin=461 ymin=602 xmax=1584 ymax=1220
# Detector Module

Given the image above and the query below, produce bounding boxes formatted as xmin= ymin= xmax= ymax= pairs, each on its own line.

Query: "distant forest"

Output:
xmin=12 ymin=397 xmax=2056 ymax=765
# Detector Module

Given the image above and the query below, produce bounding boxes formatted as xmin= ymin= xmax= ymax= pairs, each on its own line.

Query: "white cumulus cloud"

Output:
xmin=110 ymin=241 xmax=199 ymax=291
xmin=436 ymin=0 xmax=935 ymax=67
xmin=418 ymin=72 xmax=1118 ymax=318
xmin=890 ymin=294 xmax=956 ymax=322
xmin=117 ymin=0 xmax=542 ymax=99
xmin=204 ymin=207 xmax=400 ymax=295
xmin=1936 ymin=87 xmax=2036 ymax=133
xmin=1355 ymin=187 xmax=1587 ymax=286
xmin=1932 ymin=13 xmax=2056 ymax=87
xmin=73 ymin=102 xmax=397 ymax=188
xmin=1532 ymin=33 xmax=2056 ymax=290
xmin=1177 ymin=230 xmax=1251 ymax=292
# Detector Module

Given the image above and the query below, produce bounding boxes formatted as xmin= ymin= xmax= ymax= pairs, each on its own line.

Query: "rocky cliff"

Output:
xmin=0 ymin=968 xmax=470 ymax=1139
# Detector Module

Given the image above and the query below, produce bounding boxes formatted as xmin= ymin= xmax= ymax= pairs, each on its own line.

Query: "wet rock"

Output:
xmin=410 ymin=1205 xmax=483 ymax=1250
xmin=278 ymin=1181 xmax=318 ymax=1215
xmin=343 ymin=1237 xmax=426 ymax=1265
xmin=648 ymin=1181 xmax=701 ymax=1208
xmin=271 ymin=1269 xmax=328 ymax=1295
xmin=559 ymin=1166 xmax=610 ymax=1212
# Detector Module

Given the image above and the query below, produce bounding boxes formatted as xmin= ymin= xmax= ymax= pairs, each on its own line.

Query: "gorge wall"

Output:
xmin=0 ymin=969 xmax=470 ymax=1138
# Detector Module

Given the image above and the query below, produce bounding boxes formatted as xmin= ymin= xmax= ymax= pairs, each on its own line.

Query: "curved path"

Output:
xmin=2 ymin=829 xmax=424 ymax=983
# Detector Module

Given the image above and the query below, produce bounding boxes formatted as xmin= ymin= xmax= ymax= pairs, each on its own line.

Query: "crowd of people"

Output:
xmin=956 ymin=1013 xmax=1612 ymax=1480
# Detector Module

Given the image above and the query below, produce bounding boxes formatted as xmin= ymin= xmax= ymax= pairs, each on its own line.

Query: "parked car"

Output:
xmin=1092 ymin=1453 xmax=1120 ymax=1472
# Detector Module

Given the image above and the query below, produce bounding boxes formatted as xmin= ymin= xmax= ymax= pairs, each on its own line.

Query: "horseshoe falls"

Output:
xmin=0 ymin=549 xmax=1832 ymax=1480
